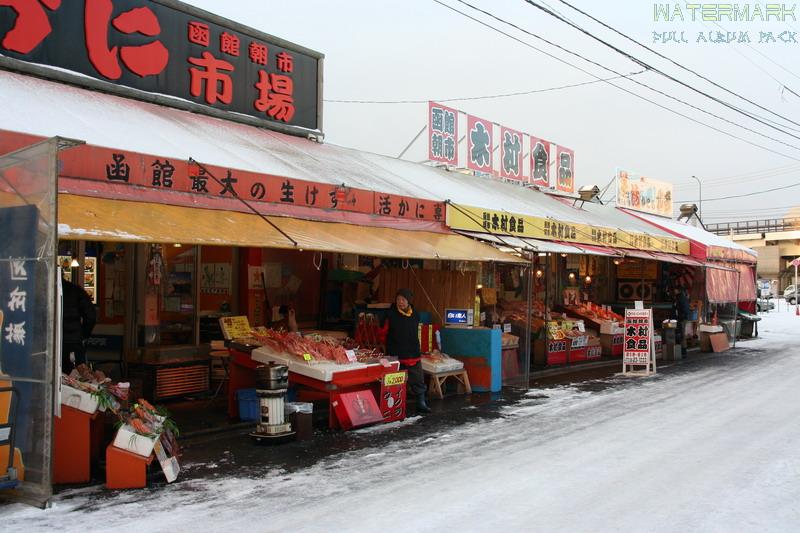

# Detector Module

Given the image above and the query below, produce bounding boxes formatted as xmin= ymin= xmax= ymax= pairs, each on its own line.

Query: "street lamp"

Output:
xmin=690 ymin=175 xmax=702 ymax=219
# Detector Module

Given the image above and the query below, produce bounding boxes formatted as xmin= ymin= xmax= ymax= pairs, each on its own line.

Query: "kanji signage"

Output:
xmin=616 ymin=170 xmax=673 ymax=218
xmin=0 ymin=0 xmax=322 ymax=132
xmin=445 ymin=204 xmax=690 ymax=254
xmin=529 ymin=136 xmax=551 ymax=188
xmin=466 ymin=114 xmax=493 ymax=174
xmin=428 ymin=101 xmax=458 ymax=165
xmin=556 ymin=146 xmax=575 ymax=194
xmin=500 ymin=126 xmax=524 ymax=181
xmin=623 ymin=308 xmax=656 ymax=375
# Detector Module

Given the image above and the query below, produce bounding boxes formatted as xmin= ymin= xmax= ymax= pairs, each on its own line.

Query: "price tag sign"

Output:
xmin=503 ymin=323 xmax=511 ymax=333
xmin=302 ymin=353 xmax=313 ymax=362
xmin=493 ymin=324 xmax=501 ymax=330
xmin=383 ymin=371 xmax=406 ymax=386
xmin=345 ymin=349 xmax=357 ymax=363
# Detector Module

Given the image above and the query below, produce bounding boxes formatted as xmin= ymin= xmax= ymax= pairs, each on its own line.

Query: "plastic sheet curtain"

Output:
xmin=706 ymin=263 xmax=755 ymax=303
xmin=0 ymin=138 xmax=63 ymax=507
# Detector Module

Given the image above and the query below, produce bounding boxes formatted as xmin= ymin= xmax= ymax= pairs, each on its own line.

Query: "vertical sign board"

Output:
xmin=556 ymin=146 xmax=575 ymax=194
xmin=466 ymin=114 xmax=494 ymax=174
xmin=623 ymin=308 xmax=656 ymax=375
xmin=499 ymin=126 xmax=524 ymax=182
xmin=428 ymin=102 xmax=458 ymax=166
xmin=0 ymin=0 xmax=322 ymax=132
xmin=529 ymin=136 xmax=551 ymax=188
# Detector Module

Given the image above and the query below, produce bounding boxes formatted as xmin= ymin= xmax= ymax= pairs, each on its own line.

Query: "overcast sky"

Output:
xmin=184 ymin=0 xmax=800 ymax=222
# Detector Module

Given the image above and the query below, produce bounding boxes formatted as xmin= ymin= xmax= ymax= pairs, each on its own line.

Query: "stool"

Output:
xmin=208 ymin=350 xmax=230 ymax=403
xmin=106 ymin=444 xmax=155 ymax=489
xmin=425 ymin=369 xmax=472 ymax=399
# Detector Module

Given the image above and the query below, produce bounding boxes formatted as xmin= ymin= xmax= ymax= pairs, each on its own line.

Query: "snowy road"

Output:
xmin=3 ymin=309 xmax=800 ymax=532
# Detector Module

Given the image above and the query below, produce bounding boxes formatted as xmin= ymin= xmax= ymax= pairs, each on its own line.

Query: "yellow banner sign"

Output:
xmin=446 ymin=204 xmax=690 ymax=255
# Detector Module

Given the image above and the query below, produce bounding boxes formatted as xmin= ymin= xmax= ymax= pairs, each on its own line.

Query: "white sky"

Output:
xmin=183 ymin=0 xmax=800 ymax=222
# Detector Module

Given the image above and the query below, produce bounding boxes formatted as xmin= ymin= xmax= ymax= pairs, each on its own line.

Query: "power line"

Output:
xmin=524 ymin=0 xmax=800 ymax=143
xmin=673 ymin=163 xmax=800 ymax=185
xmin=676 ymin=181 xmax=800 ymax=203
xmin=437 ymin=0 xmax=800 ymax=161
xmin=324 ymin=71 xmax=646 ymax=104
xmin=556 ymin=0 xmax=800 ymax=130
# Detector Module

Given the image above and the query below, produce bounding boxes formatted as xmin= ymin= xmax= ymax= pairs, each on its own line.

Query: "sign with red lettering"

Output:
xmin=529 ymin=136 xmax=551 ymax=188
xmin=428 ymin=102 xmax=458 ymax=166
xmin=466 ymin=115 xmax=493 ymax=174
xmin=556 ymin=145 xmax=575 ymax=193
xmin=499 ymin=126 xmax=524 ymax=181
xmin=623 ymin=308 xmax=655 ymax=375
xmin=0 ymin=0 xmax=322 ymax=132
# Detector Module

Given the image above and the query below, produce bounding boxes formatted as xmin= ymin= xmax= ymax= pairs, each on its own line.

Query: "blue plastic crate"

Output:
xmin=236 ymin=388 xmax=259 ymax=422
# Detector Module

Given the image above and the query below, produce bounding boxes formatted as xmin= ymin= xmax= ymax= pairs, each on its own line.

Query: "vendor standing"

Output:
xmin=385 ymin=289 xmax=430 ymax=414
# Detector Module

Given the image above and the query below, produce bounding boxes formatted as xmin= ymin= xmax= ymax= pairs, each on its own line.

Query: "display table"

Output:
xmin=425 ymin=369 xmax=472 ymax=399
xmin=53 ymin=405 xmax=101 ymax=484
xmin=229 ymin=348 xmax=404 ymax=429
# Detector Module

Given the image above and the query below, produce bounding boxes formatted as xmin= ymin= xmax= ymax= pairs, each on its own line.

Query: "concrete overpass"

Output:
xmin=705 ymin=218 xmax=800 ymax=292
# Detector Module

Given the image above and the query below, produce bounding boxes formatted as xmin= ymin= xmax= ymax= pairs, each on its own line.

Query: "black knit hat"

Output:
xmin=396 ymin=288 xmax=414 ymax=304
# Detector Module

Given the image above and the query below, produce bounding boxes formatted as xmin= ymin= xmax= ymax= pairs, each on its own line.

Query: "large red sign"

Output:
xmin=529 ymin=136 xmax=551 ymax=188
xmin=0 ymin=130 xmax=445 ymax=223
xmin=556 ymin=145 xmax=575 ymax=193
xmin=428 ymin=102 xmax=458 ymax=166
xmin=466 ymin=114 xmax=493 ymax=174
xmin=499 ymin=126 xmax=524 ymax=181
xmin=0 ymin=0 xmax=322 ymax=132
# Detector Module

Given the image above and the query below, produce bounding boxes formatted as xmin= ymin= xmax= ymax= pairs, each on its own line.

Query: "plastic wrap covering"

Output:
xmin=706 ymin=263 xmax=755 ymax=303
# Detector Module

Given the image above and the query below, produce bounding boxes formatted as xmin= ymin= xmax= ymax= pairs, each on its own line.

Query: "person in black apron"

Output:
xmin=385 ymin=288 xmax=430 ymax=414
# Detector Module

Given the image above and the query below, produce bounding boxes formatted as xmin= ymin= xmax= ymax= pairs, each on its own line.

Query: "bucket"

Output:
xmin=236 ymin=388 xmax=259 ymax=422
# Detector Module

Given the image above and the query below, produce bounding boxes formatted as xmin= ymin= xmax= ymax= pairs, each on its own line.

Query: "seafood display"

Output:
xmin=61 ymin=363 xmax=129 ymax=413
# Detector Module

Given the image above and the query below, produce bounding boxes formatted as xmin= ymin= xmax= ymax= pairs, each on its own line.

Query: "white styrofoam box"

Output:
xmin=113 ymin=425 xmax=159 ymax=457
xmin=60 ymin=384 xmax=99 ymax=414
xmin=421 ymin=357 xmax=464 ymax=373
xmin=698 ymin=324 xmax=724 ymax=333
xmin=251 ymin=346 xmax=369 ymax=382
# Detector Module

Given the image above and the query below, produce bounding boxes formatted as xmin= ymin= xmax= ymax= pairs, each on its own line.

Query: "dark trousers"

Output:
xmin=401 ymin=361 xmax=426 ymax=396
xmin=62 ymin=342 xmax=86 ymax=374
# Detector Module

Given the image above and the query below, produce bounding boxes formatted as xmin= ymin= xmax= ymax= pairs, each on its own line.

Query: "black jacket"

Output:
xmin=384 ymin=304 xmax=420 ymax=361
xmin=673 ymin=290 xmax=691 ymax=321
xmin=62 ymin=279 xmax=96 ymax=344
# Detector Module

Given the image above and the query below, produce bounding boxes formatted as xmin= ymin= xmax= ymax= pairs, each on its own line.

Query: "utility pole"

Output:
xmin=690 ymin=175 xmax=702 ymax=220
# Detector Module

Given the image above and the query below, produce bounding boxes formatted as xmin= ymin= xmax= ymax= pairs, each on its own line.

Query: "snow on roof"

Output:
xmin=622 ymin=210 xmax=757 ymax=258
xmin=0 ymin=69 xmax=671 ymax=239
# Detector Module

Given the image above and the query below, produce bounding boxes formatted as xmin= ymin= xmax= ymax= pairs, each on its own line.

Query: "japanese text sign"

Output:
xmin=0 ymin=205 xmax=37 ymax=375
xmin=500 ymin=126 xmax=524 ymax=181
xmin=616 ymin=170 xmax=674 ymax=218
xmin=466 ymin=114 xmax=494 ymax=174
xmin=428 ymin=102 xmax=458 ymax=165
xmin=529 ymin=136 xmax=551 ymax=188
xmin=623 ymin=308 xmax=653 ymax=365
xmin=556 ymin=146 xmax=575 ymax=193
xmin=0 ymin=0 xmax=322 ymax=131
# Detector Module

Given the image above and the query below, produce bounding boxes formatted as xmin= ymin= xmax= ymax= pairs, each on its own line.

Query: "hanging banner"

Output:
xmin=428 ymin=102 xmax=458 ymax=166
xmin=466 ymin=115 xmax=494 ymax=174
xmin=445 ymin=204 xmax=690 ymax=254
xmin=556 ymin=146 xmax=575 ymax=193
xmin=500 ymin=126 xmax=524 ymax=181
xmin=529 ymin=136 xmax=551 ymax=188
xmin=616 ymin=170 xmax=673 ymax=218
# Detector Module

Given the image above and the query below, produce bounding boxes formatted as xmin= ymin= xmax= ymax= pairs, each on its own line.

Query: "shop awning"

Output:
xmin=57 ymin=195 xmax=524 ymax=263
xmin=457 ymin=232 xmax=620 ymax=256
xmin=619 ymin=249 xmax=704 ymax=267
xmin=620 ymin=209 xmax=757 ymax=263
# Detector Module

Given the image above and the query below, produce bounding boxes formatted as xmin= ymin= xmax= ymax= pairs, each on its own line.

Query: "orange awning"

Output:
xmin=57 ymin=194 xmax=524 ymax=263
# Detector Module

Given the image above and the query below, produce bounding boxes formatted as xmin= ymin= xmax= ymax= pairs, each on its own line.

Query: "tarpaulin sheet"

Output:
xmin=57 ymin=194 xmax=524 ymax=263
xmin=706 ymin=263 xmax=755 ymax=303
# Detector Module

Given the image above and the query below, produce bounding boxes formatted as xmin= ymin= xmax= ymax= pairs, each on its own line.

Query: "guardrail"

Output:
xmin=705 ymin=217 xmax=800 ymax=236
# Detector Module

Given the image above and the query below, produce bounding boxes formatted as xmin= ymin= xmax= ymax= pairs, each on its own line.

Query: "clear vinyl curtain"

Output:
xmin=706 ymin=263 xmax=755 ymax=304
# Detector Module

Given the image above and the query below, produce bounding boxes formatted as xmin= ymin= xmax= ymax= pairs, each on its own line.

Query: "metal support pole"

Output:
xmin=523 ymin=252 xmax=533 ymax=386
xmin=733 ymin=268 xmax=741 ymax=348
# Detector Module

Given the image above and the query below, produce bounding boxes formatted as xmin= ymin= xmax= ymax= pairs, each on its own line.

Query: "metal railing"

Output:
xmin=705 ymin=217 xmax=800 ymax=236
